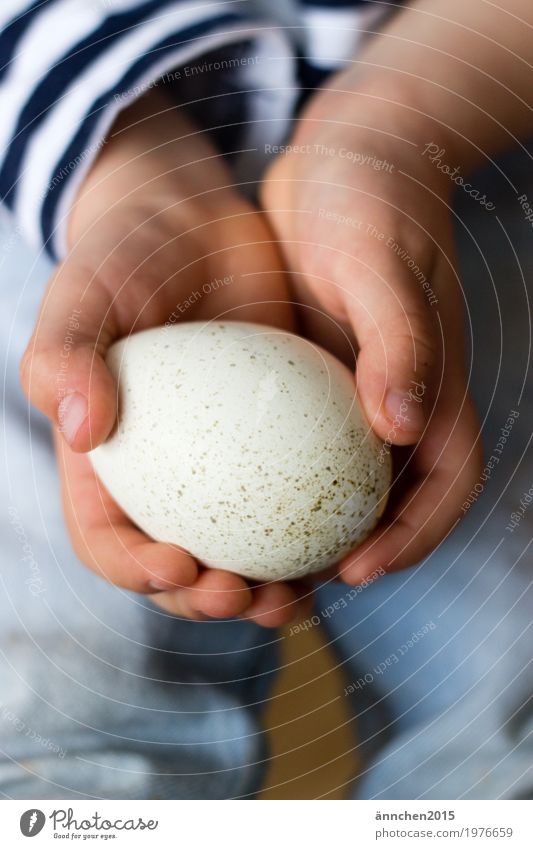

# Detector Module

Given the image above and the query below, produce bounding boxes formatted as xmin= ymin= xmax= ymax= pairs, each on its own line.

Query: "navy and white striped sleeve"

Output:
xmin=0 ymin=0 xmax=296 ymax=260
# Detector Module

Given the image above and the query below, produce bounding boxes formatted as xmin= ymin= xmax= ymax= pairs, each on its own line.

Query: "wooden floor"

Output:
xmin=259 ymin=623 xmax=358 ymax=799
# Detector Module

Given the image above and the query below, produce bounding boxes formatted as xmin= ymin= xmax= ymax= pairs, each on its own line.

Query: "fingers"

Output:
xmin=150 ymin=570 xmax=252 ymax=620
xmin=58 ymin=430 xmax=312 ymax=625
xmin=180 ymin=570 xmax=253 ymax=620
xmin=192 ymin=208 xmax=296 ymax=333
xmin=340 ymin=365 xmax=483 ymax=583
xmin=20 ymin=263 xmax=118 ymax=452
xmin=306 ymin=231 xmax=439 ymax=446
xmin=56 ymin=434 xmax=197 ymax=592
xmin=21 ymin=201 xmax=294 ymax=455
xmin=241 ymin=581 xmax=314 ymax=628
xmin=152 ymin=574 xmax=314 ymax=627
xmin=336 ymin=231 xmax=484 ymax=581
xmin=263 ymin=158 xmax=445 ymax=445
xmin=351 ymin=285 xmax=437 ymax=447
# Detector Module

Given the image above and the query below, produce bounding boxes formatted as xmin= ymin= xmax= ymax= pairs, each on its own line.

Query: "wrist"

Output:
xmin=68 ymin=90 xmax=236 ymax=247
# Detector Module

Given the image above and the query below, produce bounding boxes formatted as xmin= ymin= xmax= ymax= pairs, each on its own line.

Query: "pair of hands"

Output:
xmin=20 ymin=75 xmax=481 ymax=627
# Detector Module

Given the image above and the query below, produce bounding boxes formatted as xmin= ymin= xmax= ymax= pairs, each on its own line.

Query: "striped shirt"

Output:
xmin=0 ymin=1 xmax=402 ymax=259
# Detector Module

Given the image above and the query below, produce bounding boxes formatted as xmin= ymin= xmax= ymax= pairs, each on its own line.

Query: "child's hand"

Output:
xmin=20 ymin=92 xmax=311 ymax=627
xmin=262 ymin=69 xmax=483 ymax=583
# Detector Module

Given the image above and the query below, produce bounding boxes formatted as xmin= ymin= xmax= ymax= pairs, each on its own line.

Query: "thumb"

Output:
xmin=312 ymin=239 xmax=439 ymax=446
xmin=20 ymin=260 xmax=118 ymax=452
xmin=354 ymin=293 xmax=437 ymax=446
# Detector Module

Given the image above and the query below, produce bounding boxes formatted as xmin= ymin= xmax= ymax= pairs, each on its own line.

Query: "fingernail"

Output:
xmin=385 ymin=389 xmax=425 ymax=432
xmin=58 ymin=392 xmax=88 ymax=445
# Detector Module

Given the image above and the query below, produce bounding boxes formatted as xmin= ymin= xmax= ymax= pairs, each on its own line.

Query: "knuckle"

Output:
xmin=367 ymin=311 xmax=437 ymax=376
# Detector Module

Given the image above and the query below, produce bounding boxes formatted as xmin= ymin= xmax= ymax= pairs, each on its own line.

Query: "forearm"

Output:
xmin=297 ymin=0 xmax=533 ymax=176
xmin=352 ymin=0 xmax=533 ymax=168
xmin=69 ymin=90 xmax=235 ymax=245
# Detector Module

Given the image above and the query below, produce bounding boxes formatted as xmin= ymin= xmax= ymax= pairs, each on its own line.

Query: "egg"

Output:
xmin=89 ymin=322 xmax=391 ymax=582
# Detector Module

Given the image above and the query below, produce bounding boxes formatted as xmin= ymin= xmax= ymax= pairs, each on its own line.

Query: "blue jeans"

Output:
xmin=1 ymin=152 xmax=532 ymax=799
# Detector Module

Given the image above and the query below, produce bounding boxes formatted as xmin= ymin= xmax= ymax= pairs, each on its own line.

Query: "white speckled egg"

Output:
xmin=90 ymin=322 xmax=391 ymax=582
